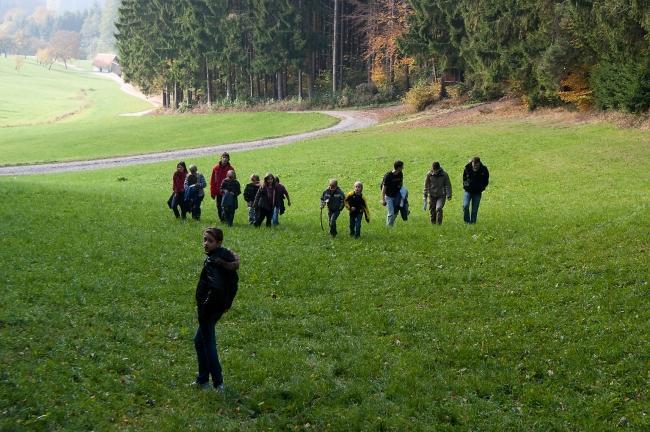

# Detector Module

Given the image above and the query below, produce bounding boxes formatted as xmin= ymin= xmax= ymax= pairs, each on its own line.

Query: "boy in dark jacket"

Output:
xmin=344 ymin=181 xmax=370 ymax=238
xmin=243 ymin=174 xmax=261 ymax=225
xmin=193 ymin=227 xmax=240 ymax=393
xmin=462 ymin=156 xmax=490 ymax=224
xmin=320 ymin=179 xmax=346 ymax=237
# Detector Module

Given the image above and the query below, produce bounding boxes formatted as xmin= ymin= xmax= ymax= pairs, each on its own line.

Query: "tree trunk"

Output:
xmin=433 ymin=58 xmax=438 ymax=82
xmin=405 ymin=64 xmax=410 ymax=90
xmin=264 ymin=75 xmax=268 ymax=99
xmin=276 ymin=71 xmax=282 ymax=99
xmin=298 ymin=68 xmax=303 ymax=100
xmin=206 ymin=60 xmax=211 ymax=106
xmin=332 ymin=0 xmax=338 ymax=94
xmin=226 ymin=64 xmax=233 ymax=101
xmin=188 ymin=89 xmax=193 ymax=106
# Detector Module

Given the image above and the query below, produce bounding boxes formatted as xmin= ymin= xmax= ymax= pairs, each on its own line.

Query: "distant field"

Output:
xmin=0 ymin=57 xmax=150 ymax=127
xmin=1 ymin=119 xmax=648 ymax=430
xmin=0 ymin=57 xmax=336 ymax=165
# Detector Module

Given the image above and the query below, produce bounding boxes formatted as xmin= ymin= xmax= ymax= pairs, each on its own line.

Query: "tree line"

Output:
xmin=116 ymin=0 xmax=649 ymax=112
xmin=400 ymin=0 xmax=650 ymax=112
xmin=115 ymin=0 xmax=417 ymax=108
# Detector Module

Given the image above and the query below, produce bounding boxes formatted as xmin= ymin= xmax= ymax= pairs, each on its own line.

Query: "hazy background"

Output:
xmin=0 ymin=0 xmax=118 ymax=59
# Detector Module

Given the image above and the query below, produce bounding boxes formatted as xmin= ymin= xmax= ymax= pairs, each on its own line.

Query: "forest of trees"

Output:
xmin=115 ymin=0 xmax=416 ymax=108
xmin=402 ymin=0 xmax=650 ymax=112
xmin=116 ymin=0 xmax=649 ymax=112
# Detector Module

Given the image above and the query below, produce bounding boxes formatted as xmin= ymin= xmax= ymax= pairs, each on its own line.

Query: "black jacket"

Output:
xmin=195 ymin=247 xmax=239 ymax=320
xmin=463 ymin=163 xmax=489 ymax=193
xmin=243 ymin=182 xmax=259 ymax=203
xmin=321 ymin=187 xmax=345 ymax=211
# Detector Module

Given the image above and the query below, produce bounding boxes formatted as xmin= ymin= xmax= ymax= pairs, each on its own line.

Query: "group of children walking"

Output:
xmin=168 ymin=152 xmax=292 ymax=228
xmin=169 ymin=154 xmax=489 ymax=236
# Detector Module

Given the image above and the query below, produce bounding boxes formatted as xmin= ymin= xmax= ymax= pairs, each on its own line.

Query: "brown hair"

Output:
xmin=203 ymin=227 xmax=224 ymax=242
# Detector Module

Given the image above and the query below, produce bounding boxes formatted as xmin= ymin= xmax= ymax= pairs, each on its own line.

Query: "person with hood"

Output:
xmin=253 ymin=173 xmax=276 ymax=227
xmin=462 ymin=156 xmax=489 ymax=224
xmin=423 ymin=161 xmax=452 ymax=225
xmin=210 ymin=152 xmax=234 ymax=222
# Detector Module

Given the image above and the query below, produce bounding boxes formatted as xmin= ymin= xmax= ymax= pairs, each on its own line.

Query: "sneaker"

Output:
xmin=190 ymin=380 xmax=210 ymax=390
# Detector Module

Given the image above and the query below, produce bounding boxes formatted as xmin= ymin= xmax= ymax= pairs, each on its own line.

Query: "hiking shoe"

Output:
xmin=189 ymin=381 xmax=210 ymax=390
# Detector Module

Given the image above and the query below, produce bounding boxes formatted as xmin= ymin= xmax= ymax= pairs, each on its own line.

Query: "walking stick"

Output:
xmin=320 ymin=205 xmax=325 ymax=231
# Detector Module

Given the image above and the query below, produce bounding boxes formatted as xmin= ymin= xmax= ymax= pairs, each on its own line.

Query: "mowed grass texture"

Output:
xmin=0 ymin=57 xmax=336 ymax=165
xmin=1 ymin=120 xmax=649 ymax=431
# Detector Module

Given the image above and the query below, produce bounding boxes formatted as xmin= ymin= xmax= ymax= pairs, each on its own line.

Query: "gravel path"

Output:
xmin=0 ymin=111 xmax=377 ymax=176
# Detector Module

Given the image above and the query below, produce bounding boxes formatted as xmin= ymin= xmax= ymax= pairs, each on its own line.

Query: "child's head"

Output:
xmin=226 ymin=169 xmax=236 ymax=180
xmin=354 ymin=181 xmax=363 ymax=194
xmin=328 ymin=179 xmax=338 ymax=190
xmin=189 ymin=164 xmax=198 ymax=174
xmin=203 ymin=227 xmax=223 ymax=253
xmin=250 ymin=173 xmax=260 ymax=183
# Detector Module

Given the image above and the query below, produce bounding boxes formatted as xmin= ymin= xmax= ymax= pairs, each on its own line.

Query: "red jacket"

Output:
xmin=172 ymin=170 xmax=186 ymax=194
xmin=210 ymin=162 xmax=234 ymax=198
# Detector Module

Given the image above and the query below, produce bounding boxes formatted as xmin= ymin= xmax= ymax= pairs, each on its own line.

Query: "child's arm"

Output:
xmin=362 ymin=197 xmax=370 ymax=222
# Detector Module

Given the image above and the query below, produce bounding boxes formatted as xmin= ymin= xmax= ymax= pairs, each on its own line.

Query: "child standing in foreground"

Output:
xmin=243 ymin=174 xmax=261 ymax=225
xmin=344 ymin=181 xmax=370 ymax=238
xmin=193 ymin=227 xmax=240 ymax=393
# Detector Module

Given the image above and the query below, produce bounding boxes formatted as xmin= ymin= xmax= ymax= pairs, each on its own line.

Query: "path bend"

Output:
xmin=0 ymin=111 xmax=376 ymax=176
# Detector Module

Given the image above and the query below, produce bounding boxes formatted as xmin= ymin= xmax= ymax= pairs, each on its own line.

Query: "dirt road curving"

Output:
xmin=0 ymin=111 xmax=377 ymax=176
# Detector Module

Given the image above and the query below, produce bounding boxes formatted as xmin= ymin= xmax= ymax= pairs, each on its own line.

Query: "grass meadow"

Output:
xmin=0 ymin=57 xmax=335 ymax=165
xmin=1 ymin=116 xmax=649 ymax=430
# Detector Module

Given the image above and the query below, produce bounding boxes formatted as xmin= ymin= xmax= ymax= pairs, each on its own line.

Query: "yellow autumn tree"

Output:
xmin=351 ymin=0 xmax=414 ymax=88
xmin=558 ymin=66 xmax=593 ymax=112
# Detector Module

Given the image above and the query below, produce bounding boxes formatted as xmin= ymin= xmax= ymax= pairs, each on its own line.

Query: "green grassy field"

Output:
xmin=1 ymin=118 xmax=648 ymax=430
xmin=0 ymin=58 xmax=336 ymax=165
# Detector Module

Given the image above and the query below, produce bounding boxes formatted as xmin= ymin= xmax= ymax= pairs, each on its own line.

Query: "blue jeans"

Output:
xmin=171 ymin=193 xmax=187 ymax=219
xmin=349 ymin=213 xmax=362 ymax=237
xmin=385 ymin=195 xmax=398 ymax=226
xmin=272 ymin=207 xmax=280 ymax=225
xmin=328 ymin=210 xmax=340 ymax=236
xmin=194 ymin=312 xmax=223 ymax=387
xmin=463 ymin=191 xmax=482 ymax=224
xmin=247 ymin=205 xmax=256 ymax=225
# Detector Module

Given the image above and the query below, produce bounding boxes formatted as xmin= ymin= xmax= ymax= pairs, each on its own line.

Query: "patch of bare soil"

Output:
xmin=379 ymin=98 xmax=650 ymax=131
